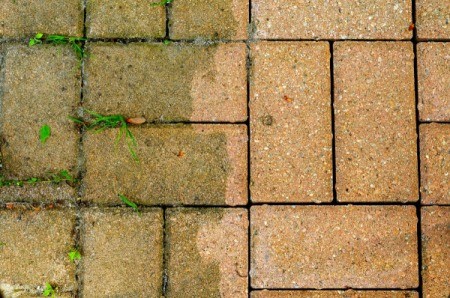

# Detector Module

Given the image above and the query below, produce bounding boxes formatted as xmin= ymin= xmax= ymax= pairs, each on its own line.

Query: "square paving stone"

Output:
xmin=251 ymin=291 xmax=419 ymax=298
xmin=0 ymin=209 xmax=76 ymax=291
xmin=250 ymin=205 xmax=418 ymax=289
xmin=0 ymin=45 xmax=80 ymax=180
xmin=421 ymin=207 xmax=450 ymax=298
xmin=420 ymin=124 xmax=450 ymax=205
xmin=416 ymin=0 xmax=450 ymax=39
xmin=334 ymin=42 xmax=418 ymax=202
xmin=252 ymin=0 xmax=412 ymax=39
xmin=418 ymin=43 xmax=450 ymax=122
xmin=83 ymin=125 xmax=247 ymax=206
xmin=86 ymin=0 xmax=165 ymax=38
xmin=84 ymin=42 xmax=247 ymax=122
xmin=0 ymin=0 xmax=83 ymax=37
xmin=250 ymin=42 xmax=332 ymax=203
xmin=80 ymin=208 xmax=163 ymax=297
xmin=166 ymin=208 xmax=248 ymax=298
xmin=169 ymin=0 xmax=248 ymax=40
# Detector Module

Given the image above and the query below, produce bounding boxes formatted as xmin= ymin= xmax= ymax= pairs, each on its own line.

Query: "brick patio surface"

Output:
xmin=0 ymin=1 xmax=449 ymax=298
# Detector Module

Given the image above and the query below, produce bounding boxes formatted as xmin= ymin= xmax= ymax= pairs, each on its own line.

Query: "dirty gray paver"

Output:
xmin=250 ymin=41 xmax=332 ymax=203
xmin=166 ymin=208 xmax=248 ymax=298
xmin=251 ymin=290 xmax=419 ymax=298
xmin=252 ymin=0 xmax=412 ymax=40
xmin=251 ymin=205 xmax=418 ymax=289
xmin=83 ymin=125 xmax=247 ymax=206
xmin=334 ymin=42 xmax=418 ymax=202
xmin=416 ymin=0 xmax=450 ymax=40
xmin=84 ymin=42 xmax=247 ymax=122
xmin=86 ymin=0 xmax=165 ymax=38
xmin=0 ymin=45 xmax=80 ymax=180
xmin=81 ymin=208 xmax=163 ymax=297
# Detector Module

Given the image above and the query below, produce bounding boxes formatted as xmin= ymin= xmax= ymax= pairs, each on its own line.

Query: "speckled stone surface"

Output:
xmin=0 ymin=183 xmax=75 ymax=204
xmin=0 ymin=209 xmax=76 ymax=291
xmin=417 ymin=43 xmax=450 ymax=122
xmin=83 ymin=125 xmax=247 ymax=205
xmin=86 ymin=0 xmax=165 ymax=38
xmin=0 ymin=45 xmax=80 ymax=180
xmin=84 ymin=42 xmax=247 ymax=122
xmin=416 ymin=0 xmax=450 ymax=39
xmin=169 ymin=0 xmax=248 ymax=40
xmin=250 ymin=42 xmax=332 ymax=203
xmin=421 ymin=207 xmax=450 ymax=298
xmin=81 ymin=208 xmax=163 ymax=297
xmin=420 ymin=124 xmax=450 ymax=205
xmin=0 ymin=0 xmax=83 ymax=37
xmin=251 ymin=290 xmax=419 ymax=298
xmin=334 ymin=42 xmax=418 ymax=202
xmin=250 ymin=205 xmax=418 ymax=289
xmin=166 ymin=208 xmax=248 ymax=298
xmin=252 ymin=0 xmax=412 ymax=39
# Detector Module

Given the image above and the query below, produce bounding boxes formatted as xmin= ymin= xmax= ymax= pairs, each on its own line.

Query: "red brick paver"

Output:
xmin=251 ymin=290 xmax=419 ymax=298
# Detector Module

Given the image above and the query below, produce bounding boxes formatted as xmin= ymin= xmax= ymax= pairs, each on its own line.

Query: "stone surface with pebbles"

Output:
xmin=416 ymin=0 xmax=450 ymax=39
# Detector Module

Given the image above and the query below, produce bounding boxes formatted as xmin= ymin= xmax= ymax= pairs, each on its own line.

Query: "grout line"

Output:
xmin=164 ymin=0 xmax=170 ymax=39
xmin=162 ymin=207 xmax=169 ymax=297
xmin=246 ymin=21 xmax=252 ymax=298
xmin=330 ymin=41 xmax=338 ymax=204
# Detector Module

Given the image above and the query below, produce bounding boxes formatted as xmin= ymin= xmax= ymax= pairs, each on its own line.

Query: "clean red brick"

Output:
xmin=251 ymin=205 xmax=418 ymax=289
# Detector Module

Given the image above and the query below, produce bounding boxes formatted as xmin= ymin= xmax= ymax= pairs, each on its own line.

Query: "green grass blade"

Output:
xmin=118 ymin=194 xmax=140 ymax=214
xmin=39 ymin=124 xmax=51 ymax=144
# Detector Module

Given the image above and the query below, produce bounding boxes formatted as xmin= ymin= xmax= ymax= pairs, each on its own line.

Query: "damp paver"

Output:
xmin=417 ymin=43 xmax=450 ymax=122
xmin=83 ymin=125 xmax=247 ymax=206
xmin=0 ymin=183 xmax=75 ymax=204
xmin=420 ymin=124 xmax=450 ymax=205
xmin=416 ymin=0 xmax=450 ymax=40
xmin=0 ymin=45 xmax=80 ymax=180
xmin=81 ymin=208 xmax=163 ymax=297
xmin=166 ymin=208 xmax=248 ymax=298
xmin=86 ymin=0 xmax=165 ymax=38
xmin=421 ymin=207 xmax=450 ymax=298
xmin=169 ymin=0 xmax=248 ymax=40
xmin=0 ymin=209 xmax=76 ymax=291
xmin=84 ymin=42 xmax=247 ymax=122
xmin=252 ymin=0 xmax=412 ymax=40
xmin=250 ymin=205 xmax=418 ymax=289
xmin=0 ymin=0 xmax=83 ymax=37
xmin=250 ymin=42 xmax=332 ymax=203
xmin=334 ymin=42 xmax=418 ymax=202
xmin=251 ymin=290 xmax=419 ymax=298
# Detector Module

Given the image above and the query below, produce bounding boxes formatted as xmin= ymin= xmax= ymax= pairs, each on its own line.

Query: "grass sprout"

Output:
xmin=39 ymin=124 xmax=51 ymax=144
xmin=0 ymin=170 xmax=77 ymax=187
xmin=29 ymin=33 xmax=86 ymax=60
xmin=68 ymin=248 xmax=81 ymax=262
xmin=151 ymin=0 xmax=173 ymax=7
xmin=119 ymin=194 xmax=140 ymax=214
xmin=42 ymin=282 xmax=56 ymax=297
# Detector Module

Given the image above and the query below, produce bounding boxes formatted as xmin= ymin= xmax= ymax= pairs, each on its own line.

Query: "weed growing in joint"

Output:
xmin=68 ymin=248 xmax=81 ymax=262
xmin=151 ymin=0 xmax=173 ymax=7
xmin=0 ymin=170 xmax=77 ymax=187
xmin=29 ymin=33 xmax=86 ymax=60
xmin=39 ymin=124 xmax=51 ymax=144
xmin=42 ymin=282 xmax=56 ymax=297
xmin=119 ymin=194 xmax=140 ymax=215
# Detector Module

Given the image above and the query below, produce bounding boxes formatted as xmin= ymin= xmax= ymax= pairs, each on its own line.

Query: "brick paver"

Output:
xmin=416 ymin=0 xmax=450 ymax=40
xmin=417 ymin=43 xmax=450 ymax=122
xmin=0 ymin=0 xmax=83 ymax=37
xmin=169 ymin=0 xmax=248 ymax=40
xmin=0 ymin=183 xmax=75 ymax=204
xmin=251 ymin=205 xmax=418 ymax=289
xmin=251 ymin=291 xmax=419 ymax=298
xmin=0 ymin=45 xmax=80 ymax=180
xmin=84 ymin=42 xmax=247 ymax=122
xmin=334 ymin=42 xmax=418 ymax=202
xmin=83 ymin=125 xmax=247 ymax=205
xmin=250 ymin=42 xmax=332 ymax=203
xmin=80 ymin=208 xmax=163 ymax=297
xmin=0 ymin=209 xmax=76 ymax=291
xmin=86 ymin=0 xmax=165 ymax=38
xmin=421 ymin=207 xmax=450 ymax=298
xmin=166 ymin=208 xmax=248 ymax=298
xmin=252 ymin=0 xmax=412 ymax=40
xmin=420 ymin=124 xmax=450 ymax=205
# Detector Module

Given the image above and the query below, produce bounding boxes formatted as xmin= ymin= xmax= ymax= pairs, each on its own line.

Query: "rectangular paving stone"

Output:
xmin=250 ymin=42 xmax=332 ymax=203
xmin=80 ymin=208 xmax=163 ymax=297
xmin=250 ymin=205 xmax=418 ymax=289
xmin=166 ymin=208 xmax=248 ymax=298
xmin=169 ymin=0 xmax=248 ymax=40
xmin=83 ymin=125 xmax=247 ymax=206
xmin=86 ymin=0 xmax=165 ymax=38
xmin=252 ymin=0 xmax=412 ymax=40
xmin=84 ymin=42 xmax=247 ymax=122
xmin=416 ymin=0 xmax=450 ymax=39
xmin=421 ymin=207 xmax=450 ymax=298
xmin=0 ymin=0 xmax=83 ymax=37
xmin=251 ymin=291 xmax=419 ymax=298
xmin=420 ymin=124 xmax=450 ymax=205
xmin=418 ymin=43 xmax=450 ymax=122
xmin=0 ymin=183 xmax=75 ymax=204
xmin=334 ymin=42 xmax=418 ymax=202
xmin=0 ymin=45 xmax=80 ymax=180
xmin=0 ymin=209 xmax=76 ymax=291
